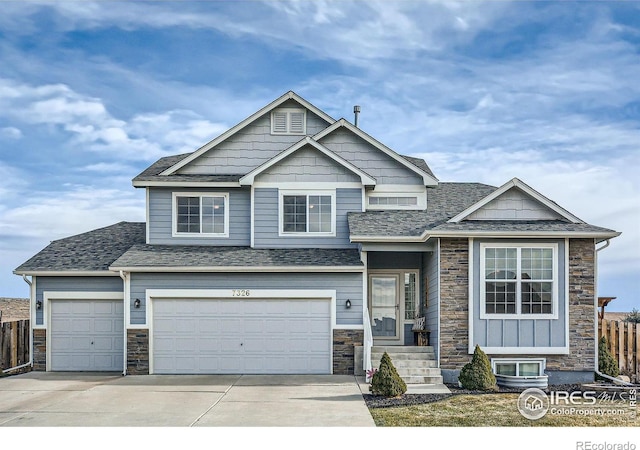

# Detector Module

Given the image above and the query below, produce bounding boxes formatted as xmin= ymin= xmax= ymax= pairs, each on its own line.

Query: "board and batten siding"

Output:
xmin=255 ymin=145 xmax=362 ymax=184
xmin=471 ymin=239 xmax=567 ymax=349
xmin=253 ymin=187 xmax=361 ymax=248
xmin=147 ymin=187 xmax=251 ymax=246
xmin=35 ymin=276 xmax=124 ymax=326
xmin=128 ymin=272 xmax=363 ymax=326
xmin=318 ymin=129 xmax=424 ymax=185
xmin=467 ymin=188 xmax=565 ymax=221
xmin=424 ymin=248 xmax=439 ymax=361
xmin=177 ymin=104 xmax=330 ymax=175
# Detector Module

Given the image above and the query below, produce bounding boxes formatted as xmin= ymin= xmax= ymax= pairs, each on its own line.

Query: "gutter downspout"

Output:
xmin=594 ymin=239 xmax=632 ymax=386
xmin=119 ymin=270 xmax=128 ymax=376
xmin=2 ymin=275 xmax=34 ymax=374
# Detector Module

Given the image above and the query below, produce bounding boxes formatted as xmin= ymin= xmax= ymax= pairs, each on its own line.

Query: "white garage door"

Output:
xmin=50 ymin=300 xmax=124 ymax=371
xmin=152 ymin=299 xmax=331 ymax=374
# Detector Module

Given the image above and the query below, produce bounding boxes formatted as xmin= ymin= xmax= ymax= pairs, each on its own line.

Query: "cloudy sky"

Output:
xmin=0 ymin=0 xmax=638 ymax=312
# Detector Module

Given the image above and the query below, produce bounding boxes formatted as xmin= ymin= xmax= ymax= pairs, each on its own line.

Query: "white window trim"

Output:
xmin=491 ymin=358 xmax=546 ymax=376
xmin=172 ymin=192 xmax=230 ymax=238
xmin=365 ymin=185 xmax=427 ymax=211
xmin=271 ymin=108 xmax=306 ymax=135
xmin=278 ymin=190 xmax=336 ymax=237
xmin=479 ymin=242 xmax=558 ymax=320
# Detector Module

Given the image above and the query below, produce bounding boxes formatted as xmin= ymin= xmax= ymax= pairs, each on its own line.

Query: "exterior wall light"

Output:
xmin=345 ymin=299 xmax=352 ymax=309
xmin=134 ymin=298 xmax=141 ymax=309
xmin=36 ymin=300 xmax=42 ymax=310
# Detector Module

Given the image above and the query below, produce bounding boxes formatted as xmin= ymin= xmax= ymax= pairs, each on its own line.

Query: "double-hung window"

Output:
xmin=173 ymin=192 xmax=229 ymax=237
xmin=480 ymin=243 xmax=557 ymax=318
xmin=280 ymin=191 xmax=335 ymax=235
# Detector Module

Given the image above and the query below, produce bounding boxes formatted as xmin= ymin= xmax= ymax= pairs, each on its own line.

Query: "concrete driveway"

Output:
xmin=0 ymin=372 xmax=375 ymax=427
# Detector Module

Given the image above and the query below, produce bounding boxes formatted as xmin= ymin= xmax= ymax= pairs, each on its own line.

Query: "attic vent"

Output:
xmin=271 ymin=108 xmax=306 ymax=135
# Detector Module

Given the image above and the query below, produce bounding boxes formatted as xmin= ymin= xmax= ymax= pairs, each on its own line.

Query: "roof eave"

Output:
xmin=107 ymin=265 xmax=364 ymax=273
xmin=13 ymin=270 xmax=120 ymax=277
xmin=132 ymin=180 xmax=242 ymax=188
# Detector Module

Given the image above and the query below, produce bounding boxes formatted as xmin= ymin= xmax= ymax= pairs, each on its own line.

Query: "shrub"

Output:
xmin=624 ymin=308 xmax=640 ymax=324
xmin=458 ymin=345 xmax=497 ymax=391
xmin=370 ymin=352 xmax=407 ymax=397
xmin=597 ymin=336 xmax=619 ymax=379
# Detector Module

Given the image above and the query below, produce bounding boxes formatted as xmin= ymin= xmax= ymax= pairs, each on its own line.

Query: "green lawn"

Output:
xmin=369 ymin=394 xmax=639 ymax=427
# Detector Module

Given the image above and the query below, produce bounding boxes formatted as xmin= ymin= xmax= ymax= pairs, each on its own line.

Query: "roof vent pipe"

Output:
xmin=353 ymin=105 xmax=361 ymax=127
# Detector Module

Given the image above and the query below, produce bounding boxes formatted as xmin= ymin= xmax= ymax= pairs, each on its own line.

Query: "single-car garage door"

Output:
xmin=152 ymin=298 xmax=331 ymax=374
xmin=50 ymin=299 xmax=124 ymax=371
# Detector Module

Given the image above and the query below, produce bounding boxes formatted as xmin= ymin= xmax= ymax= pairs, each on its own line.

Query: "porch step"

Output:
xmin=369 ymin=346 xmax=442 ymax=386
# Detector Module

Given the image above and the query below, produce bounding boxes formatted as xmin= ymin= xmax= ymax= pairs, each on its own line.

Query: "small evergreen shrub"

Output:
xmin=597 ymin=336 xmax=619 ymax=379
xmin=624 ymin=308 xmax=640 ymax=324
xmin=370 ymin=352 xmax=407 ymax=397
xmin=458 ymin=345 xmax=497 ymax=391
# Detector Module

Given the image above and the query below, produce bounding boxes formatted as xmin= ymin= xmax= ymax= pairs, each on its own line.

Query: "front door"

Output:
xmin=369 ymin=274 xmax=400 ymax=341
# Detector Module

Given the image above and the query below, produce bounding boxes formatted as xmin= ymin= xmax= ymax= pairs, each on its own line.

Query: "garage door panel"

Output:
xmin=152 ymin=298 xmax=331 ymax=374
xmin=50 ymin=299 xmax=123 ymax=372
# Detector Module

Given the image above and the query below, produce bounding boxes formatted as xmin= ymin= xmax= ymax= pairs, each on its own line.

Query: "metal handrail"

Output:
xmin=363 ymin=303 xmax=373 ymax=377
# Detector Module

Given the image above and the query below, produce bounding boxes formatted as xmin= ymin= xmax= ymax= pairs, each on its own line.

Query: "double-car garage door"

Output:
xmin=152 ymin=298 xmax=332 ymax=374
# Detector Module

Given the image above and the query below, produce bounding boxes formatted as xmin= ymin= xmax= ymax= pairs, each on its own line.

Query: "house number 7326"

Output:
xmin=232 ymin=289 xmax=251 ymax=297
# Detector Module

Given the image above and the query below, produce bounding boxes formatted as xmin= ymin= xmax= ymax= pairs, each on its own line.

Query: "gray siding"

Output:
xmin=253 ymin=187 xmax=361 ymax=248
xmin=424 ymin=248 xmax=439 ymax=361
xmin=318 ymin=129 xmax=424 ymax=185
xmin=35 ymin=276 xmax=124 ymax=326
xmin=467 ymin=188 xmax=564 ymax=221
xmin=255 ymin=145 xmax=361 ymax=184
xmin=129 ymin=272 xmax=363 ymax=326
xmin=178 ymin=104 xmax=330 ymax=175
xmin=472 ymin=239 xmax=567 ymax=349
xmin=148 ymin=187 xmax=250 ymax=246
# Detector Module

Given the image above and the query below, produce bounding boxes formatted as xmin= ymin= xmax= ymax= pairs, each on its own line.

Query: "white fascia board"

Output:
xmin=313 ymin=119 xmax=439 ymax=187
xmin=132 ymin=180 xmax=242 ymax=188
xmin=240 ymin=136 xmax=376 ymax=186
xmin=160 ymin=91 xmax=336 ymax=176
xmin=13 ymin=270 xmax=119 ymax=277
xmin=476 ymin=347 xmax=570 ymax=355
xmin=431 ymin=230 xmax=621 ymax=239
xmin=448 ymin=178 xmax=584 ymax=224
xmin=349 ymin=233 xmax=430 ymax=243
xmin=109 ymin=265 xmax=365 ymax=273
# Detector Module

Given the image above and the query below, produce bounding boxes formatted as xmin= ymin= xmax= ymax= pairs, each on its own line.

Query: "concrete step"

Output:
xmin=372 ymin=346 xmax=435 ymax=353
xmin=381 ymin=359 xmax=438 ymax=369
xmin=371 ymin=352 xmax=435 ymax=361
xmin=394 ymin=368 xmax=442 ymax=377
xmin=403 ymin=375 xmax=444 ymax=384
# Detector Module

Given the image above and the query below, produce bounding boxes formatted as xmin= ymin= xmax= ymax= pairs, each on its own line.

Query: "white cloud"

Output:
xmin=0 ymin=78 xmax=226 ymax=161
xmin=0 ymin=127 xmax=22 ymax=139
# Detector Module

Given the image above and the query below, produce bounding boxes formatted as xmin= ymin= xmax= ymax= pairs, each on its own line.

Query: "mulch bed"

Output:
xmin=364 ymin=383 xmax=589 ymax=409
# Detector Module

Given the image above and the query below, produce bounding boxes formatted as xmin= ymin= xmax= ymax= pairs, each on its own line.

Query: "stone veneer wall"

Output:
xmin=333 ymin=329 xmax=363 ymax=375
xmin=439 ymin=238 xmax=597 ymax=379
xmin=439 ymin=238 xmax=470 ymax=370
xmin=127 ymin=329 xmax=149 ymax=375
xmin=32 ymin=329 xmax=46 ymax=371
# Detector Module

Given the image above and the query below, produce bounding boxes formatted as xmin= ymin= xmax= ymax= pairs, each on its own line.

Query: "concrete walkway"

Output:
xmin=0 ymin=372 xmax=375 ymax=427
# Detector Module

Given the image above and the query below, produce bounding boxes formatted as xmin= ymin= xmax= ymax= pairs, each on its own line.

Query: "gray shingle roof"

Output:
xmin=400 ymin=155 xmax=437 ymax=180
xmin=14 ymin=222 xmax=146 ymax=273
xmin=348 ymin=182 xmax=497 ymax=237
xmin=348 ymin=182 xmax=618 ymax=239
xmin=132 ymin=153 xmax=242 ymax=184
xmin=110 ymin=245 xmax=363 ymax=269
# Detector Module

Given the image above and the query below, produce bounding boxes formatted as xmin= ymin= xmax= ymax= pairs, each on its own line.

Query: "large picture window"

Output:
xmin=481 ymin=243 xmax=557 ymax=318
xmin=173 ymin=193 xmax=228 ymax=237
xmin=280 ymin=192 xmax=335 ymax=235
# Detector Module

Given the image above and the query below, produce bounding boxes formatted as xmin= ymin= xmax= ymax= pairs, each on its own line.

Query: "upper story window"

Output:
xmin=480 ymin=243 xmax=557 ymax=319
xmin=173 ymin=192 xmax=229 ymax=237
xmin=369 ymin=196 xmax=418 ymax=207
xmin=271 ymin=108 xmax=306 ymax=135
xmin=279 ymin=191 xmax=335 ymax=236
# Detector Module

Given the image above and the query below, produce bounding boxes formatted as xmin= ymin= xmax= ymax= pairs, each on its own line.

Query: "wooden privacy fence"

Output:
xmin=599 ymin=318 xmax=640 ymax=383
xmin=0 ymin=320 xmax=30 ymax=372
